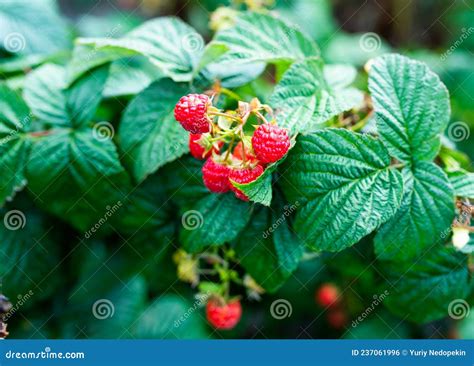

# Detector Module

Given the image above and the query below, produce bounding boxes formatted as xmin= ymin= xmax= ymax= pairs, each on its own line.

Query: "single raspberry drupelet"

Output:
xmin=174 ymin=94 xmax=211 ymax=133
xmin=202 ymin=157 xmax=231 ymax=193
xmin=189 ymin=134 xmax=222 ymax=160
xmin=229 ymin=165 xmax=264 ymax=201
xmin=206 ymin=298 xmax=242 ymax=330
xmin=252 ymin=124 xmax=290 ymax=164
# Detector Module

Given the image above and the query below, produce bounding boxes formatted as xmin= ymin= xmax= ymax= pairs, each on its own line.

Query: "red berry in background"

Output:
xmin=229 ymin=165 xmax=264 ymax=201
xmin=327 ymin=309 xmax=347 ymax=330
xmin=316 ymin=283 xmax=341 ymax=308
xmin=174 ymin=94 xmax=211 ymax=134
xmin=206 ymin=298 xmax=242 ymax=330
xmin=252 ymin=124 xmax=290 ymax=164
xmin=202 ymin=157 xmax=231 ymax=193
xmin=189 ymin=134 xmax=222 ymax=160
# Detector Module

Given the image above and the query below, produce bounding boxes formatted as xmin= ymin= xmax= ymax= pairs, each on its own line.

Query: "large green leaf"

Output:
xmin=0 ymin=1 xmax=70 ymax=55
xmin=0 ymin=84 xmax=31 ymax=205
xmin=133 ymin=295 xmax=208 ymax=339
xmin=119 ymin=79 xmax=189 ymax=182
xmin=180 ymin=193 xmax=253 ymax=253
xmin=0 ymin=207 xmax=60 ymax=302
xmin=234 ymin=203 xmax=304 ymax=292
xmin=374 ymin=162 xmax=454 ymax=260
xmin=281 ymin=129 xmax=403 ymax=252
xmin=270 ymin=59 xmax=363 ymax=134
xmin=368 ymin=54 xmax=450 ymax=163
xmin=381 ymin=246 xmax=470 ymax=323
xmin=210 ymin=12 xmax=319 ymax=66
xmin=26 ymin=129 xmax=130 ymax=231
xmin=71 ymin=17 xmax=203 ymax=83
xmin=23 ymin=63 xmax=109 ymax=128
xmin=448 ymin=169 xmax=474 ymax=199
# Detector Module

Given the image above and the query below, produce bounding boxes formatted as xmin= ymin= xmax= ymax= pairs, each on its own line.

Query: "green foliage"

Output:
xmin=374 ymin=162 xmax=454 ymax=260
xmin=368 ymin=54 xmax=450 ymax=163
xmin=0 ymin=5 xmax=473 ymax=340
xmin=71 ymin=17 xmax=203 ymax=83
xmin=270 ymin=59 xmax=363 ymax=134
xmin=381 ymin=246 xmax=471 ymax=324
xmin=0 ymin=1 xmax=70 ymax=56
xmin=281 ymin=129 xmax=403 ymax=252
xmin=119 ymin=79 xmax=189 ymax=182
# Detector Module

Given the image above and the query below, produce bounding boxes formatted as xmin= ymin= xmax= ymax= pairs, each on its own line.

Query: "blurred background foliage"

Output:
xmin=0 ymin=0 xmax=473 ymax=340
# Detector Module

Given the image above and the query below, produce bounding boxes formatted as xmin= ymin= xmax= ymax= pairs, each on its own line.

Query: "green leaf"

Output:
xmin=103 ymin=57 xmax=163 ymax=98
xmin=0 ymin=84 xmax=31 ymax=205
xmin=381 ymin=246 xmax=470 ymax=323
xmin=133 ymin=295 xmax=208 ymax=339
xmin=281 ymin=129 xmax=403 ymax=252
xmin=161 ymin=156 xmax=209 ymax=207
xmin=23 ymin=63 xmax=109 ymax=128
xmin=448 ymin=169 xmax=474 ymax=198
xmin=368 ymin=54 xmax=450 ymax=163
xmin=211 ymin=12 xmax=319 ymax=66
xmin=26 ymin=129 xmax=131 ymax=231
xmin=374 ymin=162 xmax=454 ymax=260
xmin=119 ymin=79 xmax=189 ymax=182
xmin=234 ymin=203 xmax=303 ymax=292
xmin=117 ymin=171 xmax=175 ymax=247
xmin=86 ymin=277 xmax=148 ymax=338
xmin=180 ymin=193 xmax=253 ymax=253
xmin=0 ymin=1 xmax=70 ymax=56
xmin=71 ymin=17 xmax=203 ymax=83
xmin=0 ymin=208 xmax=60 ymax=302
xmin=270 ymin=59 xmax=363 ymax=134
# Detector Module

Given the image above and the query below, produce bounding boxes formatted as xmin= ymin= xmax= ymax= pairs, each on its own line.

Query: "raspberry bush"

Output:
xmin=0 ymin=0 xmax=473 ymax=339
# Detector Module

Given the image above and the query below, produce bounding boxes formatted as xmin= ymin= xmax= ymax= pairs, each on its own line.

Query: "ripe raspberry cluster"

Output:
xmin=174 ymin=93 xmax=290 ymax=201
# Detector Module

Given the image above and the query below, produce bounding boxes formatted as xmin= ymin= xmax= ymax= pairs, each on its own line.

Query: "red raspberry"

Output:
xmin=174 ymin=94 xmax=211 ymax=133
xmin=252 ymin=124 xmax=290 ymax=164
xmin=233 ymin=141 xmax=258 ymax=163
xmin=202 ymin=157 xmax=231 ymax=193
xmin=229 ymin=165 xmax=264 ymax=201
xmin=189 ymin=134 xmax=222 ymax=160
xmin=327 ymin=309 xmax=347 ymax=329
xmin=315 ymin=284 xmax=341 ymax=308
xmin=206 ymin=298 xmax=242 ymax=330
